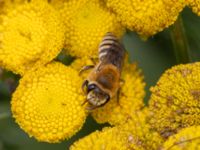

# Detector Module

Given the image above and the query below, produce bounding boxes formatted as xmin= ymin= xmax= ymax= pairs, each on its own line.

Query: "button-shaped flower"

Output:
xmin=11 ymin=62 xmax=87 ymax=143
xmin=60 ymin=0 xmax=124 ymax=57
xmin=71 ymin=57 xmax=145 ymax=125
xmin=0 ymin=1 xmax=65 ymax=75
xmin=148 ymin=62 xmax=200 ymax=138
xmin=70 ymin=110 xmax=163 ymax=150
xmin=70 ymin=127 xmax=128 ymax=150
xmin=105 ymin=0 xmax=187 ymax=37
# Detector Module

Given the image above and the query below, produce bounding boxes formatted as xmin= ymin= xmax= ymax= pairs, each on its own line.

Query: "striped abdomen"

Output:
xmin=98 ymin=32 xmax=125 ymax=71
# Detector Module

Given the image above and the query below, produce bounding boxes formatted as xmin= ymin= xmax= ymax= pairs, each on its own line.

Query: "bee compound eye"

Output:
xmin=87 ymin=84 xmax=96 ymax=92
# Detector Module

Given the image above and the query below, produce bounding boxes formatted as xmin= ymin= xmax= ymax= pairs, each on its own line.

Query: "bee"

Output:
xmin=80 ymin=32 xmax=125 ymax=110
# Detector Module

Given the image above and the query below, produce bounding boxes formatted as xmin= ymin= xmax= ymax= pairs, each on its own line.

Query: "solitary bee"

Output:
xmin=80 ymin=32 xmax=125 ymax=110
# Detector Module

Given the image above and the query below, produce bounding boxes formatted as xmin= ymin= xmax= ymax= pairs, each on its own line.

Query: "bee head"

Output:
xmin=86 ymin=84 xmax=110 ymax=107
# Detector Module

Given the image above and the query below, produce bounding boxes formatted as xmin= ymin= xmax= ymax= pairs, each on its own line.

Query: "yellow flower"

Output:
xmin=11 ymin=62 xmax=87 ymax=143
xmin=148 ymin=62 xmax=200 ymax=138
xmin=71 ymin=57 xmax=145 ymax=125
xmin=188 ymin=0 xmax=200 ymax=16
xmin=0 ymin=1 xmax=65 ymax=75
xmin=121 ymin=109 xmax=164 ymax=150
xmin=70 ymin=110 xmax=164 ymax=150
xmin=105 ymin=0 xmax=187 ymax=37
xmin=60 ymin=0 xmax=124 ymax=57
xmin=162 ymin=126 xmax=200 ymax=150
xmin=70 ymin=127 xmax=128 ymax=150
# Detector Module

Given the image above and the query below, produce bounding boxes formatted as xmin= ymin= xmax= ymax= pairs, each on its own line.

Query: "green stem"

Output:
xmin=0 ymin=112 xmax=11 ymax=120
xmin=170 ymin=15 xmax=191 ymax=64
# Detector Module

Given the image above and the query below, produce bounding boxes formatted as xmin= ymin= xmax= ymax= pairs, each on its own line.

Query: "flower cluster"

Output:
xmin=1 ymin=0 xmax=200 ymax=148
xmin=70 ymin=62 xmax=200 ymax=149
xmin=0 ymin=0 xmax=145 ymax=143
xmin=148 ymin=62 xmax=200 ymax=138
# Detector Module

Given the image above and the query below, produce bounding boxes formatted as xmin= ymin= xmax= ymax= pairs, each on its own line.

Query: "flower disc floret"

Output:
xmin=0 ymin=1 xmax=65 ymax=75
xmin=148 ymin=62 xmax=200 ymax=138
xmin=11 ymin=62 xmax=87 ymax=143
xmin=162 ymin=126 xmax=200 ymax=150
xmin=105 ymin=0 xmax=187 ymax=37
xmin=60 ymin=0 xmax=124 ymax=57
xmin=188 ymin=0 xmax=200 ymax=16
xmin=0 ymin=0 xmax=26 ymax=15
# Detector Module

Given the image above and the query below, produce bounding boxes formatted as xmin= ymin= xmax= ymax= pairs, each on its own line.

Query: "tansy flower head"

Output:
xmin=11 ymin=62 xmax=87 ymax=143
xmin=105 ymin=0 xmax=187 ymax=37
xmin=162 ymin=126 xmax=200 ymax=150
xmin=70 ymin=127 xmax=128 ymax=150
xmin=70 ymin=110 xmax=163 ymax=150
xmin=121 ymin=109 xmax=164 ymax=150
xmin=148 ymin=62 xmax=200 ymax=138
xmin=60 ymin=0 xmax=124 ymax=57
xmin=0 ymin=1 xmax=65 ymax=75
xmin=71 ymin=57 xmax=145 ymax=125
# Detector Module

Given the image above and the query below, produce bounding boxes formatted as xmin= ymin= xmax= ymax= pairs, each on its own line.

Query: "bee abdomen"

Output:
xmin=98 ymin=32 xmax=125 ymax=69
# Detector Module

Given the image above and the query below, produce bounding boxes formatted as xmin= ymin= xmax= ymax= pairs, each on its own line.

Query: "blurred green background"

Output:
xmin=1 ymin=7 xmax=200 ymax=150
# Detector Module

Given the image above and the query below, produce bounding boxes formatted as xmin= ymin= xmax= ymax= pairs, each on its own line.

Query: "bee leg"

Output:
xmin=79 ymin=65 xmax=94 ymax=75
xmin=90 ymin=57 xmax=98 ymax=65
xmin=81 ymin=80 xmax=88 ymax=95
xmin=86 ymin=105 xmax=98 ymax=111
xmin=96 ymin=63 xmax=103 ymax=72
xmin=116 ymin=89 xmax=122 ymax=108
